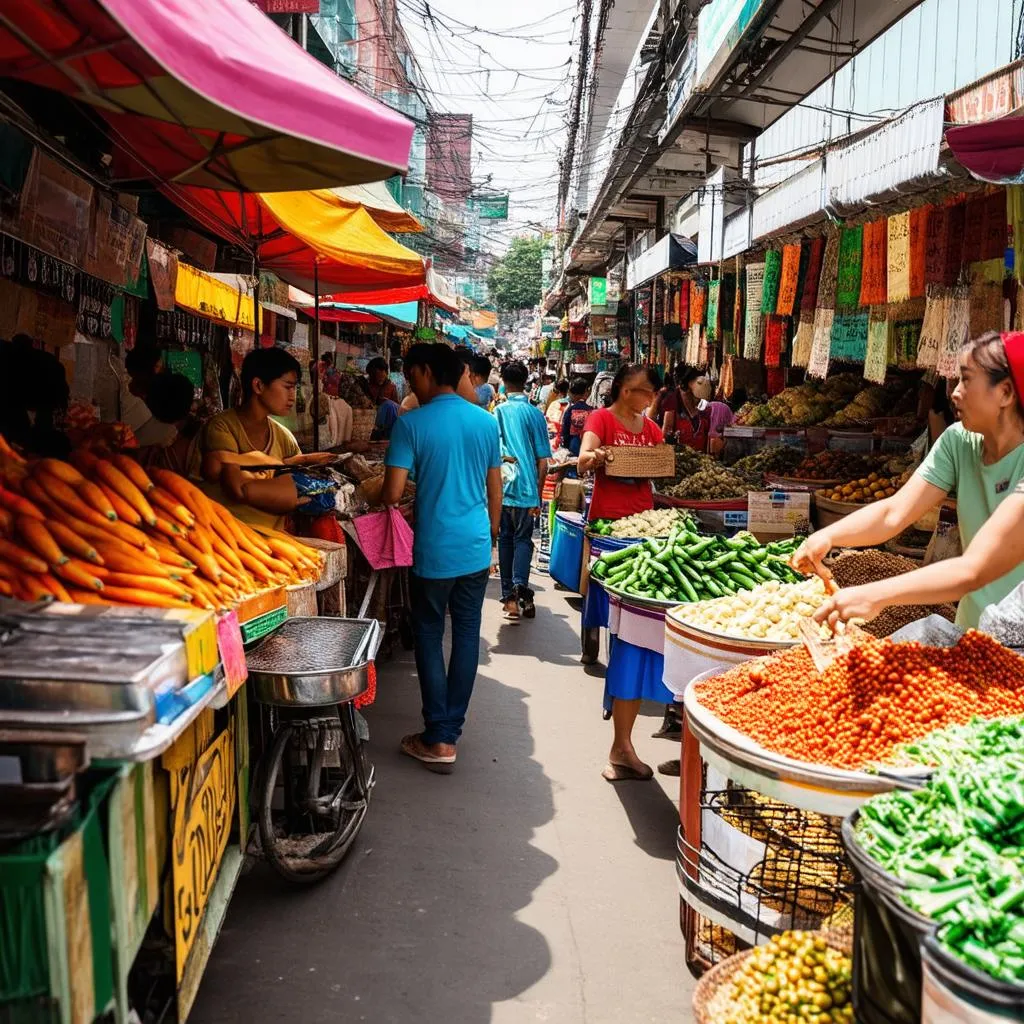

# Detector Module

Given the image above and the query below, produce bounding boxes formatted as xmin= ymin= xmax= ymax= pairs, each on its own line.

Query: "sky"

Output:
xmin=396 ymin=0 xmax=579 ymax=253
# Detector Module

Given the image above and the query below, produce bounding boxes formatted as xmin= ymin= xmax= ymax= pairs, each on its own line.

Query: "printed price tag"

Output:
xmin=216 ymin=610 xmax=248 ymax=699
xmin=723 ymin=511 xmax=748 ymax=528
xmin=747 ymin=491 xmax=810 ymax=536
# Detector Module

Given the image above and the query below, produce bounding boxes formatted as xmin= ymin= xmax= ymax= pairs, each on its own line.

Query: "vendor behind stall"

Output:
xmin=0 ymin=336 xmax=71 ymax=458
xmin=190 ymin=348 xmax=306 ymax=532
xmin=794 ymin=331 xmax=1024 ymax=627
xmin=362 ymin=356 xmax=399 ymax=405
xmin=577 ymin=363 xmax=665 ymax=783
xmin=134 ymin=371 xmax=201 ymax=475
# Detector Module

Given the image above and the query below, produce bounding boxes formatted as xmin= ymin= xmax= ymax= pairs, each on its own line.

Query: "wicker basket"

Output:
xmin=692 ymin=927 xmax=853 ymax=1024
xmin=812 ymin=489 xmax=861 ymax=528
xmin=604 ymin=443 xmax=675 ymax=478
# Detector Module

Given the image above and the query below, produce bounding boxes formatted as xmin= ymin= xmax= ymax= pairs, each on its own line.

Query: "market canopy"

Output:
xmin=167 ymin=186 xmax=425 ymax=295
xmin=331 ymin=182 xmax=423 ymax=233
xmin=0 ymin=0 xmax=414 ymax=191
xmin=304 ymin=300 xmax=418 ymax=329
xmin=946 ymin=117 xmax=1024 ymax=184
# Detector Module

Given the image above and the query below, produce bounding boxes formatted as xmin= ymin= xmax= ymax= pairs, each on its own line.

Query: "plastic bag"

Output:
xmin=979 ymin=581 xmax=1024 ymax=650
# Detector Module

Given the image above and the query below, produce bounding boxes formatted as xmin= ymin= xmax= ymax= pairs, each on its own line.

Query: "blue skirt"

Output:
xmin=583 ymin=579 xmax=610 ymax=629
xmin=603 ymin=635 xmax=673 ymax=713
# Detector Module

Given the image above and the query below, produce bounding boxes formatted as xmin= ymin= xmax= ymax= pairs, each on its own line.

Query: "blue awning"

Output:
xmin=312 ymin=299 xmax=418 ymax=328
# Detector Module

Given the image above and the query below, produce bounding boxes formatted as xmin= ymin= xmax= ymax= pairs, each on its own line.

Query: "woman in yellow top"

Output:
xmin=792 ymin=332 xmax=1024 ymax=628
xmin=190 ymin=348 xmax=305 ymax=532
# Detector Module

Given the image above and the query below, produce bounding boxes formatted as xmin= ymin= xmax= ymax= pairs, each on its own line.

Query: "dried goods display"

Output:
xmin=853 ymin=739 xmax=1024 ymax=984
xmin=660 ymin=465 xmax=750 ymax=501
xmin=788 ymin=451 xmax=887 ymax=481
xmin=678 ymin=577 xmax=829 ymax=642
xmin=669 ymin=445 xmax=718 ymax=483
xmin=694 ymin=631 xmax=1024 ymax=770
xmin=590 ymin=529 xmax=803 ymax=603
xmin=0 ymin=441 xmax=320 ymax=611
xmin=821 ymin=386 xmax=892 ymax=427
xmin=702 ymin=931 xmax=854 ymax=1024
xmin=588 ymin=508 xmax=695 ymax=538
xmin=825 ymin=549 xmax=957 ymax=636
xmin=729 ymin=446 xmax=805 ymax=476
xmin=734 ymin=375 xmax=864 ymax=427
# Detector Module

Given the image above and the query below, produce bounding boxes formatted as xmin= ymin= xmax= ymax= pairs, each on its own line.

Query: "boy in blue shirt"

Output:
xmin=494 ymin=361 xmax=552 ymax=620
xmin=382 ymin=344 xmax=502 ymax=773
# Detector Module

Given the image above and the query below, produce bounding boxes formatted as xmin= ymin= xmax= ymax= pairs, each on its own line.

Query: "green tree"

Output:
xmin=487 ymin=236 xmax=545 ymax=312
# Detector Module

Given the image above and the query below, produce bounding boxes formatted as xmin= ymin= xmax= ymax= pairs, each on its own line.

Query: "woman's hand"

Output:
xmin=791 ymin=532 xmax=833 ymax=581
xmin=813 ymin=585 xmax=885 ymax=631
xmin=591 ymin=446 xmax=609 ymax=467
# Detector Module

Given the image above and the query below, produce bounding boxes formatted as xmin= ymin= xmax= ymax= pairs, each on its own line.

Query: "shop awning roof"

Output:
xmin=318 ymin=281 xmax=459 ymax=315
xmin=331 ymin=182 xmax=423 ymax=233
xmin=167 ymin=186 xmax=425 ymax=295
xmin=175 ymin=263 xmax=255 ymax=329
xmin=302 ymin=300 xmax=418 ymax=329
xmin=0 ymin=0 xmax=413 ymax=191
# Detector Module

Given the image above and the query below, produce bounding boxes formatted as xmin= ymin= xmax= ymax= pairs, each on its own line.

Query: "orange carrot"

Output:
xmin=173 ymin=537 xmax=221 ymax=582
xmin=95 ymin=482 xmax=142 ymax=525
xmin=35 ymin=458 xmax=85 ymax=486
xmin=150 ymin=488 xmax=195 ymax=527
xmin=92 ymin=545 xmax=182 ymax=578
xmin=47 ymin=521 xmax=103 ymax=564
xmin=16 ymin=518 xmax=67 ymax=566
xmin=17 ymin=571 xmax=54 ymax=601
xmin=150 ymin=516 xmax=184 ymax=540
xmin=91 ymin=461 xmax=157 ymax=525
xmin=100 ymin=585 xmax=184 ymax=608
xmin=51 ymin=559 xmax=104 ymax=591
xmin=0 ymin=507 xmax=12 ymax=535
xmin=38 ymin=573 xmax=72 ymax=602
xmin=77 ymin=479 xmax=118 ymax=521
xmin=109 ymin=454 xmax=155 ymax=494
xmin=0 ymin=577 xmax=12 ymax=597
xmin=0 ymin=539 xmax=47 ymax=574
xmin=102 ymin=573 xmax=191 ymax=598
xmin=0 ymin=484 xmax=45 ymax=520
xmin=33 ymin=472 xmax=110 ymax=527
xmin=67 ymin=587 xmax=110 ymax=606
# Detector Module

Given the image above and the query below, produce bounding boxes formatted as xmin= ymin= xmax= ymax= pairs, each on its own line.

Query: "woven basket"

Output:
xmin=604 ymin=443 xmax=676 ymax=478
xmin=692 ymin=927 xmax=853 ymax=1024
xmin=812 ymin=489 xmax=862 ymax=528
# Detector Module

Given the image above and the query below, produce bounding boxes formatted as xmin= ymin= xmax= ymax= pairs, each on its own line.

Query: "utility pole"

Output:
xmin=557 ymin=0 xmax=594 ymax=222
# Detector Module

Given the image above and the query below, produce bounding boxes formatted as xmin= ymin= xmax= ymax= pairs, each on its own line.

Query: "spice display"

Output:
xmin=590 ymin=529 xmax=802 ymax=603
xmin=854 ymin=741 xmax=1024 ymax=984
xmin=819 ymin=472 xmax=906 ymax=504
xmin=695 ymin=631 xmax=1024 ymax=769
xmin=729 ymin=446 xmax=805 ymax=476
xmin=788 ymin=451 xmax=885 ymax=481
xmin=734 ymin=375 xmax=863 ymax=427
xmin=678 ymin=577 xmax=829 ymax=642
xmin=588 ymin=508 xmax=694 ymax=538
xmin=704 ymin=931 xmax=854 ymax=1024
xmin=669 ymin=445 xmax=717 ymax=482
xmin=0 ymin=443 xmax=320 ymax=610
xmin=660 ymin=465 xmax=750 ymax=500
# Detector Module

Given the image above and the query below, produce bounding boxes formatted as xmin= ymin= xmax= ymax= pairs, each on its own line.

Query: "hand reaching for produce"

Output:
xmin=790 ymin=532 xmax=833 ymax=583
xmin=813 ymin=584 xmax=884 ymax=631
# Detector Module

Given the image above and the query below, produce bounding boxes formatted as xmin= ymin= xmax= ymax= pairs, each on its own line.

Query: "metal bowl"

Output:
xmin=246 ymin=617 xmax=383 ymax=707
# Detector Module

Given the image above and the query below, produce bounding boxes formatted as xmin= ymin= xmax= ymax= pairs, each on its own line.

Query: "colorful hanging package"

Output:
xmin=835 ymin=226 xmax=863 ymax=310
xmin=764 ymin=314 xmax=786 ymax=368
xmin=690 ymin=281 xmax=707 ymax=328
xmin=865 ymin=307 xmax=891 ymax=384
xmin=761 ymin=249 xmax=782 ymax=314
xmin=744 ymin=262 xmax=765 ymax=359
xmin=830 ymin=311 xmax=869 ymax=363
xmin=937 ymin=287 xmax=971 ymax=379
xmin=678 ymin=279 xmax=690 ymax=327
xmin=887 ymin=212 xmax=911 ymax=303
xmin=776 ymin=243 xmax=802 ymax=316
xmin=807 ymin=308 xmax=834 ymax=380
xmin=917 ymin=286 xmax=949 ymax=369
xmin=981 ymin=191 xmax=1007 ymax=262
xmin=800 ymin=237 xmax=825 ymax=312
xmin=706 ymin=279 xmax=721 ymax=342
xmin=909 ymin=206 xmax=929 ymax=298
xmin=766 ymin=367 xmax=786 ymax=397
xmin=859 ymin=220 xmax=888 ymax=306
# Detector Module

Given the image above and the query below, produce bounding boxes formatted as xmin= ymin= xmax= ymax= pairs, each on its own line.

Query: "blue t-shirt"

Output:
xmin=385 ymin=393 xmax=501 ymax=579
xmin=475 ymin=382 xmax=495 ymax=407
xmin=494 ymin=394 xmax=553 ymax=508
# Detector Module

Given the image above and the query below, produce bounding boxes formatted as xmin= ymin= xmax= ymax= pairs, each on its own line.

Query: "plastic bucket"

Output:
xmin=842 ymin=813 xmax=934 ymax=1024
xmin=549 ymin=511 xmax=586 ymax=592
xmin=921 ymin=932 xmax=1024 ymax=1022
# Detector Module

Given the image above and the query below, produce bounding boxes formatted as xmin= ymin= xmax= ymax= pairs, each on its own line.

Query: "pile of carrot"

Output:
xmin=695 ymin=630 xmax=1024 ymax=770
xmin=0 ymin=436 xmax=321 ymax=611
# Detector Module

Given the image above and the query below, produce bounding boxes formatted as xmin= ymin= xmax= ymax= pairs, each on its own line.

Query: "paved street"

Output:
xmin=191 ymin=577 xmax=693 ymax=1023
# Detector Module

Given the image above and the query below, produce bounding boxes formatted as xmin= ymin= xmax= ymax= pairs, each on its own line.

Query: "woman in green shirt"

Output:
xmin=793 ymin=332 xmax=1024 ymax=627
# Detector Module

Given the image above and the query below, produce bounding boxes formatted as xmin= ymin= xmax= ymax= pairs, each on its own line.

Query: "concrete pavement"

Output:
xmin=191 ymin=576 xmax=693 ymax=1024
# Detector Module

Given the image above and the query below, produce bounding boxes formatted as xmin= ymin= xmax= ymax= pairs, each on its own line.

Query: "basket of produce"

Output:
xmin=658 ymin=463 xmax=752 ymax=503
xmin=587 ymin=508 xmax=694 ymax=539
xmin=787 ymin=450 xmax=889 ymax=483
xmin=692 ymin=928 xmax=854 ymax=1024
xmin=603 ymin=443 xmax=675 ymax=478
xmin=728 ymin=445 xmax=806 ymax=478
xmin=589 ymin=527 xmax=802 ymax=606
xmin=843 ymin=717 xmax=1024 ymax=1023
xmin=813 ymin=474 xmax=904 ymax=527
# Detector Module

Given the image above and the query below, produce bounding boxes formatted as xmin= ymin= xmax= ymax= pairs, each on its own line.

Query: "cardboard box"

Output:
xmin=556 ymin=479 xmax=585 ymax=512
xmin=747 ymin=490 xmax=811 ymax=541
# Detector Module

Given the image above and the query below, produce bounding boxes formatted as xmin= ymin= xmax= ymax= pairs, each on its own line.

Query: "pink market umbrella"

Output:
xmin=0 ymin=0 xmax=414 ymax=190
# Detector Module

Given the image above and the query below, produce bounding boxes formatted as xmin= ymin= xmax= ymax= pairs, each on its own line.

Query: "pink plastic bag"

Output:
xmin=353 ymin=507 xmax=414 ymax=570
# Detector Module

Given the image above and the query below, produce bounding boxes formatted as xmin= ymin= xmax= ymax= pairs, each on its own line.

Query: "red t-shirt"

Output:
xmin=584 ymin=406 xmax=664 ymax=521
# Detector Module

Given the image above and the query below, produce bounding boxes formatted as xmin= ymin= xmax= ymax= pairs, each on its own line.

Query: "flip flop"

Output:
xmin=602 ymin=761 xmax=654 ymax=782
xmin=400 ymin=734 xmax=456 ymax=774
xmin=657 ymin=759 xmax=681 ymax=777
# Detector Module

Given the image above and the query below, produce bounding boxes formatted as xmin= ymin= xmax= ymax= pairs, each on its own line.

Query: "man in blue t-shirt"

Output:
xmin=382 ymin=343 xmax=502 ymax=773
xmin=494 ymin=361 xmax=552 ymax=621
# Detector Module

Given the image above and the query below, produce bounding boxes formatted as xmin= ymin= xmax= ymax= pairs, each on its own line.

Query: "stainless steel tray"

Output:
xmin=246 ymin=617 xmax=383 ymax=707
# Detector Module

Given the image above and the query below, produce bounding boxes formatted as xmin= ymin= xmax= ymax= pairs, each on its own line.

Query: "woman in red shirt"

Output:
xmin=578 ymin=364 xmax=665 ymax=782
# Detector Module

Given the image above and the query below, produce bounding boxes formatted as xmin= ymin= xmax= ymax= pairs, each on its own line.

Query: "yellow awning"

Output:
xmin=330 ymin=181 xmax=424 ymax=233
xmin=175 ymin=263 xmax=255 ymax=329
xmin=472 ymin=309 xmax=498 ymax=331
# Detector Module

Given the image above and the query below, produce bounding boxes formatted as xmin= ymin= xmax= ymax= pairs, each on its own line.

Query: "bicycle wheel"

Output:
xmin=258 ymin=706 xmax=374 ymax=884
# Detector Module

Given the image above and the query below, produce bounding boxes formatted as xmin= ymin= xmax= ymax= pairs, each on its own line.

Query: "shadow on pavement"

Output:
xmin=190 ymin=652 xmax=557 ymax=1024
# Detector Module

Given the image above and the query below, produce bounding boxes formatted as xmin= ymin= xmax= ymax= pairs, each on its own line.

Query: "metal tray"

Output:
xmin=246 ymin=616 xmax=383 ymax=707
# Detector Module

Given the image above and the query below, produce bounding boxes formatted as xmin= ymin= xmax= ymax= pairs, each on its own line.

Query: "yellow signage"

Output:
xmin=168 ymin=721 xmax=236 ymax=981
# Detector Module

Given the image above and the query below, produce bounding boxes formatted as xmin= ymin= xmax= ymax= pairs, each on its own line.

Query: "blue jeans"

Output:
xmin=498 ymin=506 xmax=535 ymax=600
xmin=410 ymin=569 xmax=490 ymax=746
